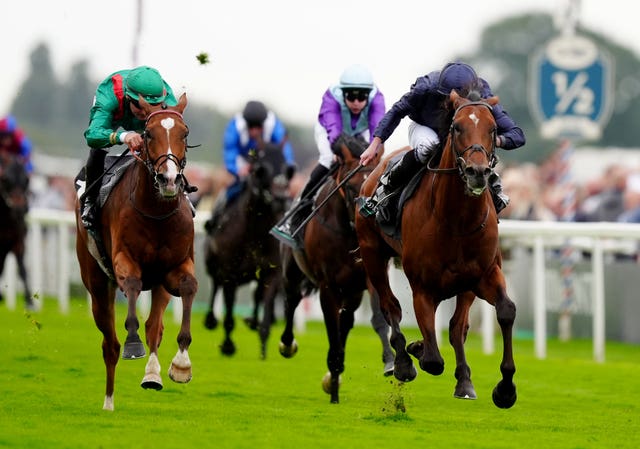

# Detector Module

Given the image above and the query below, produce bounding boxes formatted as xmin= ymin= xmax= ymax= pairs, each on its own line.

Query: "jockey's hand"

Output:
xmin=238 ymin=164 xmax=250 ymax=178
xmin=360 ymin=137 xmax=382 ymax=166
xmin=123 ymin=132 xmax=144 ymax=152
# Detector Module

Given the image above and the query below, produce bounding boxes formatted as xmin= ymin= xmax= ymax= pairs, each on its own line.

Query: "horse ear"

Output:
xmin=176 ymin=93 xmax=188 ymax=113
xmin=487 ymin=95 xmax=499 ymax=107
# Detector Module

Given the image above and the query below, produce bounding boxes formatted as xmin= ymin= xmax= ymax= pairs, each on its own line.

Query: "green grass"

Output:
xmin=1 ymin=297 xmax=639 ymax=449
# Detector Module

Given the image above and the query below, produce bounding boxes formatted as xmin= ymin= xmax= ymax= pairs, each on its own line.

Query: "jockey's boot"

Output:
xmin=81 ymin=148 xmax=107 ymax=230
xmin=359 ymin=149 xmax=423 ymax=218
xmin=489 ymin=171 xmax=510 ymax=214
xmin=270 ymin=164 xmax=329 ymax=248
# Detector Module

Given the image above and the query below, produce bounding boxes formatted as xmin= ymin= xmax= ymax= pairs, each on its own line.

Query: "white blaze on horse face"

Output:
xmin=160 ymin=117 xmax=179 ymax=183
xmin=468 ymin=112 xmax=480 ymax=127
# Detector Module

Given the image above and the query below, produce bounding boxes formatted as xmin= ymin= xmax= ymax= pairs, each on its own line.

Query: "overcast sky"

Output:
xmin=3 ymin=0 xmax=638 ymax=150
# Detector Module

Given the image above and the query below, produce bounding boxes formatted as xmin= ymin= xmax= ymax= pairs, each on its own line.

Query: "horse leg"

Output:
xmin=13 ymin=243 xmax=34 ymax=309
xmin=411 ymin=289 xmax=445 ymax=375
xmin=166 ymin=265 xmax=197 ymax=384
xmin=369 ymin=288 xmax=394 ymax=376
xmin=319 ymin=287 xmax=345 ymax=403
xmin=120 ymin=275 xmax=145 ymax=359
xmin=90 ymin=283 xmax=119 ymax=411
xmin=245 ymin=281 xmax=263 ymax=331
xmin=258 ymin=276 xmax=280 ymax=359
xmin=361 ymin=252 xmax=416 ymax=382
xmin=220 ymin=284 xmax=237 ymax=356
xmin=477 ymin=267 xmax=517 ymax=408
xmin=450 ymin=292 xmax=476 ymax=399
xmin=140 ymin=286 xmax=171 ymax=390
xmin=279 ymin=253 xmax=304 ymax=358
xmin=203 ymin=282 xmax=219 ymax=330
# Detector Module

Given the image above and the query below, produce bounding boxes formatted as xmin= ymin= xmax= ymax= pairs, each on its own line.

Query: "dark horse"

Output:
xmin=0 ymin=152 xmax=33 ymax=309
xmin=356 ymin=91 xmax=517 ymax=408
xmin=278 ymin=134 xmax=394 ymax=403
xmin=203 ymin=142 xmax=293 ymax=359
xmin=75 ymin=94 xmax=198 ymax=410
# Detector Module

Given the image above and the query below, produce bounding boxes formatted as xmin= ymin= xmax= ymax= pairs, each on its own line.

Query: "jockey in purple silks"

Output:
xmin=272 ymin=64 xmax=386 ymax=247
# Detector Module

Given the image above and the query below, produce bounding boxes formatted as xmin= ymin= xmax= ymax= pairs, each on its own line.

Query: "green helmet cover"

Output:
xmin=125 ymin=66 xmax=167 ymax=104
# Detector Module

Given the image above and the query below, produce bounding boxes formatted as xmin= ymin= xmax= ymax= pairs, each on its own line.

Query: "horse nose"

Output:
xmin=463 ymin=165 xmax=492 ymax=181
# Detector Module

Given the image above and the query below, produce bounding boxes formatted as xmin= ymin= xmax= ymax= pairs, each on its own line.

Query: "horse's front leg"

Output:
xmin=166 ymin=263 xmax=197 ymax=384
xmin=15 ymin=251 xmax=34 ymax=310
xmin=450 ymin=292 xmax=476 ymax=399
xmin=477 ymin=266 xmax=517 ymax=408
xmin=220 ymin=284 xmax=237 ymax=356
xmin=319 ymin=287 xmax=347 ymax=403
xmin=140 ymin=286 xmax=171 ymax=390
xmin=116 ymin=258 xmax=146 ymax=359
xmin=369 ymin=287 xmax=394 ymax=376
xmin=279 ymin=256 xmax=305 ymax=359
xmin=362 ymin=258 xmax=416 ymax=383
xmin=410 ymin=289 xmax=445 ymax=375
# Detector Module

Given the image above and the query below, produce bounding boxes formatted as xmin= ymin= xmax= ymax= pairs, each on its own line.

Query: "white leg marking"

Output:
xmin=103 ymin=395 xmax=114 ymax=411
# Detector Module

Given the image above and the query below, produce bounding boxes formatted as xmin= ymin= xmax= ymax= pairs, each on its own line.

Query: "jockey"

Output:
xmin=81 ymin=65 xmax=178 ymax=230
xmin=0 ymin=115 xmax=33 ymax=174
xmin=271 ymin=64 xmax=386 ymax=247
xmin=205 ymin=100 xmax=295 ymax=232
xmin=359 ymin=61 xmax=525 ymax=217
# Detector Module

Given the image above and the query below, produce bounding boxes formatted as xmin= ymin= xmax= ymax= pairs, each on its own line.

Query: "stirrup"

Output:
xmin=357 ymin=197 xmax=377 ymax=218
xmin=81 ymin=202 xmax=97 ymax=230
xmin=269 ymin=225 xmax=300 ymax=250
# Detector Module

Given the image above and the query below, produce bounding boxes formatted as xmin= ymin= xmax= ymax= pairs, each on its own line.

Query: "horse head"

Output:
xmin=332 ymin=134 xmax=374 ymax=223
xmin=0 ymin=152 xmax=29 ymax=217
xmin=137 ymin=93 xmax=190 ymax=199
xmin=248 ymin=142 xmax=293 ymax=214
xmin=441 ymin=90 xmax=499 ymax=197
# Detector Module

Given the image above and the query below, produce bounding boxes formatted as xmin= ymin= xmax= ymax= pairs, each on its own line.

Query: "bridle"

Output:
xmin=427 ymin=101 xmax=498 ymax=178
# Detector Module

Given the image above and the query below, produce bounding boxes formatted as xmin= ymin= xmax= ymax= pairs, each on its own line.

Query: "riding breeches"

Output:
xmin=408 ymin=121 xmax=439 ymax=164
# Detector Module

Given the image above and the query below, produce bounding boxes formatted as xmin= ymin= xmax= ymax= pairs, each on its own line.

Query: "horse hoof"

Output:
xmin=420 ymin=359 xmax=445 ymax=376
xmin=220 ymin=340 xmax=236 ymax=356
xmin=203 ymin=312 xmax=218 ymax=330
xmin=244 ymin=317 xmax=259 ymax=330
xmin=279 ymin=340 xmax=298 ymax=358
xmin=321 ymin=372 xmax=342 ymax=395
xmin=394 ymin=363 xmax=417 ymax=383
xmin=168 ymin=363 xmax=192 ymax=383
xmin=492 ymin=381 xmax=517 ymax=409
xmin=141 ymin=374 xmax=163 ymax=390
xmin=454 ymin=380 xmax=477 ymax=400
xmin=122 ymin=340 xmax=146 ymax=359
xmin=383 ymin=361 xmax=395 ymax=377
xmin=406 ymin=341 xmax=423 ymax=359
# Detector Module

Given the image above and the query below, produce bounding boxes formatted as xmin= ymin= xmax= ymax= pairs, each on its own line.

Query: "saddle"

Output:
xmin=374 ymin=156 xmax=426 ymax=240
xmin=74 ymin=155 xmax=136 ymax=280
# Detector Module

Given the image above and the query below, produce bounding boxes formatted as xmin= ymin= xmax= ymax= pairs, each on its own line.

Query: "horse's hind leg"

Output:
xmin=450 ymin=292 xmax=476 ymax=399
xmin=478 ymin=267 xmax=517 ymax=408
xmin=279 ymin=252 xmax=304 ymax=358
xmin=258 ymin=276 xmax=280 ymax=359
xmin=121 ymin=275 xmax=145 ymax=359
xmin=320 ymin=287 xmax=349 ymax=404
xmin=245 ymin=281 xmax=263 ymax=331
xmin=220 ymin=284 xmax=237 ymax=356
xmin=369 ymin=288 xmax=394 ymax=376
xmin=14 ymin=247 xmax=34 ymax=309
xmin=410 ymin=289 xmax=445 ymax=375
xmin=203 ymin=282 xmax=219 ymax=330
xmin=90 ymin=284 xmax=119 ymax=411
xmin=140 ymin=286 xmax=171 ymax=390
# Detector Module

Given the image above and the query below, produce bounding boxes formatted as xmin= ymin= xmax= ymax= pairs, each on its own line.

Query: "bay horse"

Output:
xmin=355 ymin=90 xmax=517 ymax=408
xmin=75 ymin=93 xmax=198 ymax=411
xmin=0 ymin=152 xmax=33 ymax=309
xmin=278 ymin=134 xmax=394 ymax=403
xmin=203 ymin=142 xmax=293 ymax=359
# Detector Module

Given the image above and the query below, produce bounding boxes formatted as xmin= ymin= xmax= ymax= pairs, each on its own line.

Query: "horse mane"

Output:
xmin=333 ymin=133 xmax=368 ymax=159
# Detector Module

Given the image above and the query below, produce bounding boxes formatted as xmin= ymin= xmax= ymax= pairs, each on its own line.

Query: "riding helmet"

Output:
xmin=243 ymin=101 xmax=268 ymax=127
xmin=0 ymin=115 xmax=17 ymax=134
xmin=436 ymin=62 xmax=479 ymax=95
xmin=339 ymin=64 xmax=374 ymax=90
xmin=125 ymin=66 xmax=167 ymax=104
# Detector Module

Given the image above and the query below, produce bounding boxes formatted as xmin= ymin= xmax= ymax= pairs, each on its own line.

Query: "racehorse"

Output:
xmin=278 ymin=134 xmax=394 ymax=403
xmin=355 ymin=90 xmax=517 ymax=408
xmin=75 ymin=93 xmax=198 ymax=411
xmin=203 ymin=142 xmax=293 ymax=359
xmin=0 ymin=152 xmax=33 ymax=309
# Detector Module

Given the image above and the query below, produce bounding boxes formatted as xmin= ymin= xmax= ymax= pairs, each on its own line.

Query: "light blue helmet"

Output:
xmin=339 ymin=64 xmax=374 ymax=90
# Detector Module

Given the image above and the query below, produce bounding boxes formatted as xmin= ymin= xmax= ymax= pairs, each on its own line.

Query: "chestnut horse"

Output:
xmin=203 ymin=142 xmax=293 ymax=359
xmin=0 ymin=152 xmax=33 ymax=309
xmin=278 ymin=134 xmax=393 ymax=403
xmin=75 ymin=94 xmax=198 ymax=411
xmin=356 ymin=91 xmax=517 ymax=408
